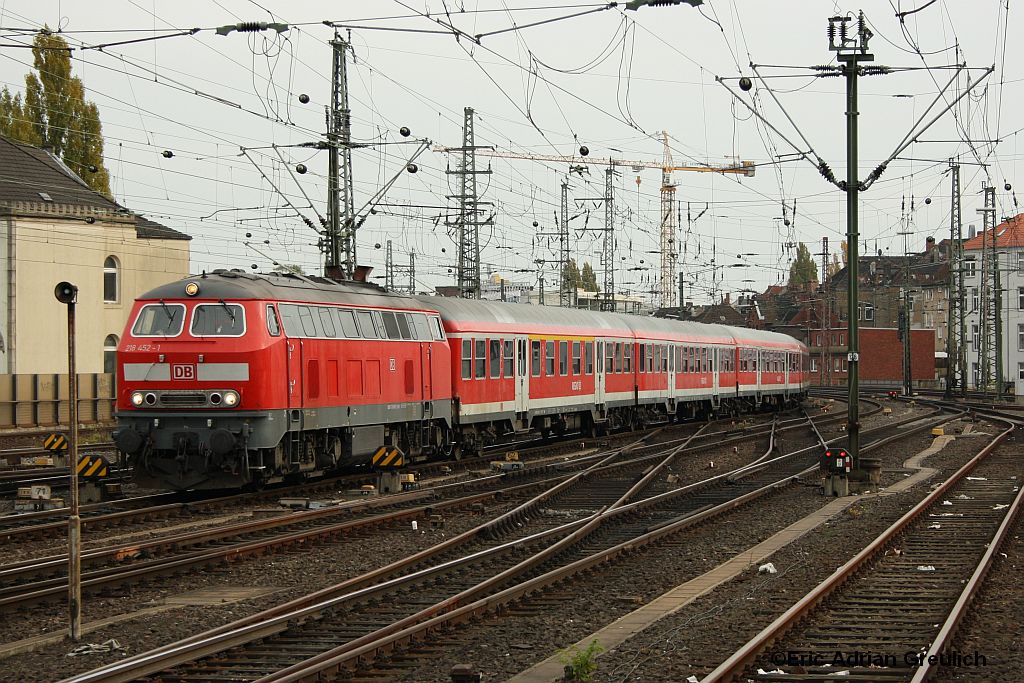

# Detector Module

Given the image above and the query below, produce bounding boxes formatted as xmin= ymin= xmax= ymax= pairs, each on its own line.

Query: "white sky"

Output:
xmin=0 ymin=1 xmax=1018 ymax=304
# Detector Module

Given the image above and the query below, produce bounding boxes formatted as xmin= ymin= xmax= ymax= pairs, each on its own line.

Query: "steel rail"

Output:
xmin=700 ymin=411 xmax=1012 ymax=682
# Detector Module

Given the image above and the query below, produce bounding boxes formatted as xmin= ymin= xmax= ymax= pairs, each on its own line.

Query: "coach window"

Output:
xmin=266 ymin=306 xmax=281 ymax=337
xmin=559 ymin=341 xmax=568 ymax=375
xmin=462 ymin=339 xmax=472 ymax=379
xmin=585 ymin=342 xmax=594 ymax=374
xmin=319 ymin=308 xmax=337 ymax=337
xmin=572 ymin=341 xmax=581 ymax=374
xmin=651 ymin=345 xmax=659 ymax=374
xmin=475 ymin=339 xmax=487 ymax=378
xmin=545 ymin=340 xmax=556 ymax=376
xmin=638 ymin=344 xmax=646 ymax=374
xmin=337 ymin=309 xmax=359 ymax=338
xmin=531 ymin=340 xmax=542 ymax=377
xmin=490 ymin=339 xmax=501 ymax=379
xmin=624 ymin=343 xmax=632 ymax=373
xmin=606 ymin=342 xmax=615 ymax=374
xmin=615 ymin=342 xmax=623 ymax=373
xmin=504 ymin=340 xmax=514 ymax=377
xmin=355 ymin=310 xmax=378 ymax=339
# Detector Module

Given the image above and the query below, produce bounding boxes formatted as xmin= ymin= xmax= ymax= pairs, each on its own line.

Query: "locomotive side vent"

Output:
xmin=159 ymin=391 xmax=209 ymax=407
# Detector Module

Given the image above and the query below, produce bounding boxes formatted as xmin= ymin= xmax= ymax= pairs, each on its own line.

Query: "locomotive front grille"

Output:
xmin=159 ymin=391 xmax=208 ymax=407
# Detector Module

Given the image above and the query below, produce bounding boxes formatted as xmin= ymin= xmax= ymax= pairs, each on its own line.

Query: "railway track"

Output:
xmin=0 ymin=413 xmax=790 ymax=612
xmin=702 ymin=407 xmax=1023 ymax=683
xmin=62 ymin=401 xmax=939 ymax=683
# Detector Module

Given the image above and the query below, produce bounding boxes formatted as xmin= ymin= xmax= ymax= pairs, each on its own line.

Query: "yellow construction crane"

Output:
xmin=432 ymin=138 xmax=755 ymax=309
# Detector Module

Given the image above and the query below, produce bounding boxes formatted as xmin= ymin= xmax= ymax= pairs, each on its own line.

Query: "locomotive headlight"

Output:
xmin=222 ymin=390 xmax=240 ymax=407
xmin=131 ymin=391 xmax=144 ymax=406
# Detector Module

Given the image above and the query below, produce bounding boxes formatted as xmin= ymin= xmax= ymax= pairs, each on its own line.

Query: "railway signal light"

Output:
xmin=821 ymin=448 xmax=852 ymax=474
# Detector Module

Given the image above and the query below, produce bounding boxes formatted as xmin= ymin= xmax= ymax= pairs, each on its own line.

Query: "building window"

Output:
xmin=864 ymin=303 xmax=874 ymax=321
xmin=1018 ymin=287 xmax=1024 ymax=310
xmin=103 ymin=256 xmax=119 ymax=303
xmin=1018 ymin=324 xmax=1024 ymax=352
xmin=103 ymin=334 xmax=118 ymax=374
xmin=810 ymin=357 xmax=817 ymax=372
xmin=839 ymin=333 xmax=845 ymax=346
xmin=971 ymin=288 xmax=979 ymax=311
xmin=1017 ymin=252 xmax=1024 ymax=272
xmin=815 ymin=333 xmax=821 ymax=346
xmin=972 ymin=324 xmax=979 ymax=349
xmin=965 ymin=258 xmax=976 ymax=278
xmin=1019 ymin=362 xmax=1024 ymax=380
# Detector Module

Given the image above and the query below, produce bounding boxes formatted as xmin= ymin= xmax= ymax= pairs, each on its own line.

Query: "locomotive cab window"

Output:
xmin=132 ymin=302 xmax=185 ymax=337
xmin=319 ymin=308 xmax=337 ymax=337
xmin=266 ymin=305 xmax=281 ymax=336
xmin=396 ymin=313 xmax=413 ymax=340
xmin=191 ymin=303 xmax=245 ymax=337
xmin=430 ymin=317 xmax=445 ymax=340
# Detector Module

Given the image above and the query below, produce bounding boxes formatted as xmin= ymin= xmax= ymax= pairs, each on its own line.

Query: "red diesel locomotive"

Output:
xmin=113 ymin=270 xmax=809 ymax=489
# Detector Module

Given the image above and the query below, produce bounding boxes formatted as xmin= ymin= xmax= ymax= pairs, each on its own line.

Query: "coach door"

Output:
xmin=712 ymin=346 xmax=720 ymax=396
xmin=515 ymin=337 xmax=529 ymax=415
xmin=595 ymin=340 xmax=606 ymax=407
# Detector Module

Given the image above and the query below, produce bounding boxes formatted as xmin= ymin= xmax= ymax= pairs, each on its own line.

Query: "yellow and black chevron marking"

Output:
xmin=371 ymin=446 xmax=404 ymax=468
xmin=43 ymin=433 xmax=69 ymax=451
xmin=76 ymin=454 xmax=110 ymax=480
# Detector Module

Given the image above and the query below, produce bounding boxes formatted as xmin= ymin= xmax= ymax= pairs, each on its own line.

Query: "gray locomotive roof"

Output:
xmin=137 ymin=270 xmax=425 ymax=309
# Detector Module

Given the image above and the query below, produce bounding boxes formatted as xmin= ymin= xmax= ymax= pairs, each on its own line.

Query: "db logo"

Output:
xmin=172 ymin=364 xmax=197 ymax=380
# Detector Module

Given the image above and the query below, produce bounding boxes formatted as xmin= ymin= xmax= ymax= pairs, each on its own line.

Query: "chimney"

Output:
xmin=353 ymin=265 xmax=373 ymax=282
xmin=724 ymin=292 xmax=731 ymax=305
xmin=969 ymin=224 xmax=977 ymax=239
xmin=925 ymin=235 xmax=935 ymax=250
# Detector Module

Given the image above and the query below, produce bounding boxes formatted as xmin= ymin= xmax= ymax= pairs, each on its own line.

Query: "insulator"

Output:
xmin=579 ymin=145 xmax=589 ymax=157
xmin=298 ymin=93 xmax=310 ymax=104
xmin=399 ymin=126 xmax=411 ymax=137
xmin=237 ymin=22 xmax=267 ymax=33
xmin=296 ymin=163 xmax=307 ymax=174
xmin=406 ymin=163 xmax=418 ymax=173
xmin=162 ymin=150 xmax=174 ymax=158
xmin=924 ymin=197 xmax=932 ymax=205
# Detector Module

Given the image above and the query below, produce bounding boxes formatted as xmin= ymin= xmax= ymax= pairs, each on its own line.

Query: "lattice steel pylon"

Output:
xmin=946 ymin=162 xmax=966 ymax=396
xmin=325 ymin=32 xmax=356 ymax=279
xmin=659 ymin=131 xmax=679 ymax=309
xmin=602 ymin=164 xmax=616 ymax=311
xmin=446 ymin=107 xmax=493 ymax=299
xmin=559 ymin=181 xmax=572 ymax=307
xmin=385 ymin=240 xmax=395 ymax=291
xmin=978 ymin=182 xmax=998 ymax=391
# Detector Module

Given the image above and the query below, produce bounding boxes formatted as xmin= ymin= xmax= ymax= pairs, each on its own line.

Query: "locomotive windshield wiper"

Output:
xmin=158 ymin=299 xmax=177 ymax=331
xmin=218 ymin=299 xmax=236 ymax=323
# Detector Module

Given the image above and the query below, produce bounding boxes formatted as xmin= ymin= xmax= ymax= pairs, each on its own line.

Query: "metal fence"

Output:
xmin=0 ymin=373 xmax=114 ymax=429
